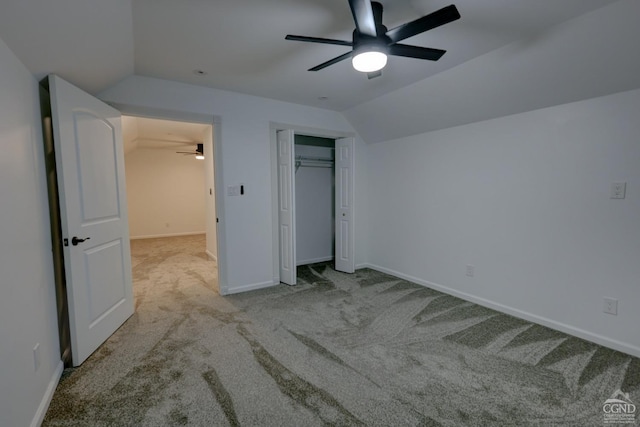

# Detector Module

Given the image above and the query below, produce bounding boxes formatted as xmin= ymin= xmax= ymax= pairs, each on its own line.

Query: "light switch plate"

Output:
xmin=33 ymin=343 xmax=40 ymax=371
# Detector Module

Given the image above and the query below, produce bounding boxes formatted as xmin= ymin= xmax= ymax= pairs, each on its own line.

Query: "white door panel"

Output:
xmin=277 ymin=130 xmax=296 ymax=285
xmin=74 ymin=112 xmax=121 ymax=221
xmin=335 ymin=137 xmax=354 ymax=273
xmin=49 ymin=75 xmax=134 ymax=366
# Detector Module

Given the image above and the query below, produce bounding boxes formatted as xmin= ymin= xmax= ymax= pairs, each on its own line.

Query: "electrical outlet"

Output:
xmin=610 ymin=182 xmax=626 ymax=199
xmin=466 ymin=265 xmax=475 ymax=277
xmin=603 ymin=297 xmax=618 ymax=315
xmin=33 ymin=343 xmax=40 ymax=371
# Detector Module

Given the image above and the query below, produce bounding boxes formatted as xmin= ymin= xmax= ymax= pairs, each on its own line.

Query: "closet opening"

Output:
xmin=294 ymin=135 xmax=336 ymax=267
xmin=273 ymin=128 xmax=355 ymax=286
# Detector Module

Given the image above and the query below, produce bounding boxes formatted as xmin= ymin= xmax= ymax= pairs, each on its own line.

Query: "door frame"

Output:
xmin=108 ymin=103 xmax=228 ymax=292
xmin=269 ymin=122 xmax=356 ymax=284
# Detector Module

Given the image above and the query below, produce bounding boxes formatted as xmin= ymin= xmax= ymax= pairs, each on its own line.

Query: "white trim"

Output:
xmin=105 ymin=103 xmax=214 ymax=125
xmin=270 ymin=129 xmax=281 ymax=293
xmin=205 ymin=250 xmax=217 ymax=262
xmin=31 ymin=360 xmax=64 ymax=427
xmin=220 ymin=280 xmax=278 ymax=296
xmin=360 ymin=263 xmax=640 ymax=359
xmin=297 ymin=256 xmax=333 ymax=266
xmin=130 ymin=231 xmax=205 ymax=240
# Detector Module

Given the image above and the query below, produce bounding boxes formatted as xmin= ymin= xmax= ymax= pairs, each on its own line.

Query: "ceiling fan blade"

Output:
xmin=176 ymin=151 xmax=197 ymax=154
xmin=285 ymin=35 xmax=352 ymax=47
xmin=386 ymin=4 xmax=460 ymax=44
xmin=367 ymin=70 xmax=382 ymax=79
xmin=389 ymin=44 xmax=446 ymax=61
xmin=309 ymin=51 xmax=353 ymax=71
xmin=348 ymin=0 xmax=377 ymax=37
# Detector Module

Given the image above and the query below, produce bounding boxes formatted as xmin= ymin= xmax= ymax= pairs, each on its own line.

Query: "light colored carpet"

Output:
xmin=43 ymin=235 xmax=640 ymax=426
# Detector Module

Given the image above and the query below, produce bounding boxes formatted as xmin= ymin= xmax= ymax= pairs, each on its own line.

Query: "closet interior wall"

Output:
xmin=294 ymin=135 xmax=335 ymax=266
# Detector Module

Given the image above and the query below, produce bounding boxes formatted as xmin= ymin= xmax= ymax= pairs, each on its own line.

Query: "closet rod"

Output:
xmin=297 ymin=163 xmax=333 ymax=168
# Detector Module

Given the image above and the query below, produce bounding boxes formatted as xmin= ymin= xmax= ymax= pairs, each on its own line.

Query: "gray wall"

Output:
xmin=365 ymin=88 xmax=640 ymax=356
xmin=0 ymin=38 xmax=62 ymax=427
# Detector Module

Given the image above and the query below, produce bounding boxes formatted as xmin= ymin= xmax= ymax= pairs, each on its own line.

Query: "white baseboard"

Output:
xmin=31 ymin=360 xmax=63 ymax=427
xmin=220 ymin=280 xmax=278 ymax=296
xmin=130 ymin=231 xmax=205 ymax=240
xmin=361 ymin=263 xmax=640 ymax=359
xmin=205 ymin=250 xmax=217 ymax=262
xmin=297 ymin=256 xmax=333 ymax=266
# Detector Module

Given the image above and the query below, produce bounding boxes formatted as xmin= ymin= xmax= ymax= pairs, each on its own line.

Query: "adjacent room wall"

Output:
xmin=0 ymin=37 xmax=62 ymax=427
xmin=295 ymin=143 xmax=334 ymax=265
xmin=125 ymin=144 xmax=206 ymax=238
xmin=99 ymin=76 xmax=362 ymax=294
xmin=365 ymin=88 xmax=640 ymax=357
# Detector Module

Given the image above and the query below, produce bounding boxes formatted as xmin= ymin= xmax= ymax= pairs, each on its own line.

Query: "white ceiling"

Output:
xmin=0 ymin=0 xmax=613 ymax=112
xmin=0 ymin=0 xmax=134 ymax=94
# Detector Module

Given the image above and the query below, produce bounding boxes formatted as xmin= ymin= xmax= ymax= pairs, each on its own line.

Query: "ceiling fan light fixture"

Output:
xmin=195 ymin=143 xmax=204 ymax=159
xmin=286 ymin=2 xmax=461 ymax=76
xmin=352 ymin=47 xmax=387 ymax=73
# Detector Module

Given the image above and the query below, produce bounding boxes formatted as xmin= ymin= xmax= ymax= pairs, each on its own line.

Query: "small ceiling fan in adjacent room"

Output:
xmin=285 ymin=0 xmax=460 ymax=79
xmin=176 ymin=143 xmax=204 ymax=159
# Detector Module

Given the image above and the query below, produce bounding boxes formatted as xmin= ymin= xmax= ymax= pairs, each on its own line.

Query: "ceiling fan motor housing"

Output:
xmin=352 ymin=2 xmax=389 ymax=52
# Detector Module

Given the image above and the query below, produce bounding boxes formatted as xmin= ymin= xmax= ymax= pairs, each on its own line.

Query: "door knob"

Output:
xmin=72 ymin=236 xmax=90 ymax=246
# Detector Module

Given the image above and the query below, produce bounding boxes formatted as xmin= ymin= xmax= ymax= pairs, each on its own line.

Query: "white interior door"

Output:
xmin=335 ymin=137 xmax=355 ymax=273
xmin=49 ymin=75 xmax=134 ymax=366
xmin=277 ymin=130 xmax=297 ymax=285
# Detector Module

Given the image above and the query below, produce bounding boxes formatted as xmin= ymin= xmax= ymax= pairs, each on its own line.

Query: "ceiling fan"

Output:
xmin=176 ymin=143 xmax=204 ymax=159
xmin=285 ymin=0 xmax=460 ymax=79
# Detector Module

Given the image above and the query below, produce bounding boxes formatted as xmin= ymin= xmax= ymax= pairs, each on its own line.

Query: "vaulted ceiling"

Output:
xmin=1 ymin=0 xmax=638 ymax=142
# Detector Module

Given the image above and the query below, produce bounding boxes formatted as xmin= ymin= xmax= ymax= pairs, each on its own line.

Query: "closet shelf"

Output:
xmin=295 ymin=155 xmax=333 ymax=172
